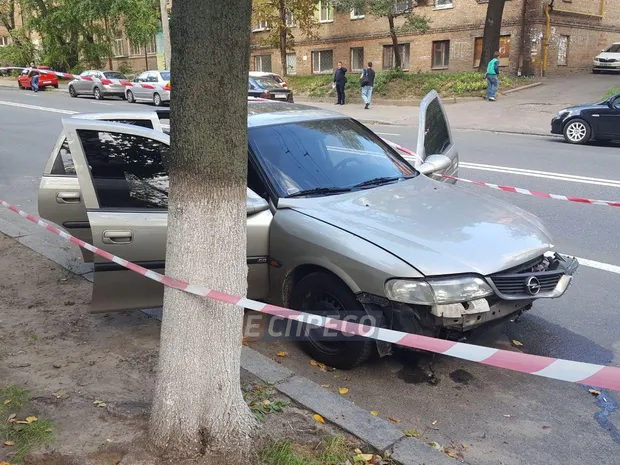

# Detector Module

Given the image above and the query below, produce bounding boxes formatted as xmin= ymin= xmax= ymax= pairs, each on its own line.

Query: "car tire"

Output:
xmin=68 ymin=85 xmax=77 ymax=98
xmin=563 ymin=118 xmax=591 ymax=145
xmin=126 ymin=90 xmax=135 ymax=103
xmin=153 ymin=93 xmax=162 ymax=106
xmin=53 ymin=84 xmax=58 ymax=89
xmin=592 ymin=69 xmax=601 ymax=74
xmin=18 ymin=82 xmax=23 ymax=90
xmin=291 ymin=272 xmax=376 ymax=369
xmin=93 ymin=87 xmax=103 ymax=100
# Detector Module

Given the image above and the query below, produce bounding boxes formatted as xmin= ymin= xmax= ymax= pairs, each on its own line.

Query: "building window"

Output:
xmin=474 ymin=35 xmax=511 ymax=68
xmin=286 ymin=53 xmax=297 ymax=75
xmin=285 ymin=10 xmax=296 ymax=27
xmin=351 ymin=47 xmax=364 ymax=71
xmin=254 ymin=55 xmax=272 ymax=73
xmin=383 ymin=43 xmax=410 ymax=70
xmin=432 ymin=41 xmax=450 ymax=68
xmin=253 ymin=20 xmax=268 ymax=32
xmin=393 ymin=0 xmax=414 ymax=14
xmin=0 ymin=36 xmax=9 ymax=47
xmin=129 ymin=36 xmax=156 ymax=56
xmin=146 ymin=36 xmax=157 ymax=54
xmin=435 ymin=0 xmax=454 ymax=9
xmin=130 ymin=41 xmax=142 ymax=57
xmin=318 ymin=1 xmax=334 ymax=23
xmin=558 ymin=35 xmax=569 ymax=66
xmin=113 ymin=38 xmax=126 ymax=57
xmin=312 ymin=50 xmax=334 ymax=74
xmin=351 ymin=5 xmax=365 ymax=19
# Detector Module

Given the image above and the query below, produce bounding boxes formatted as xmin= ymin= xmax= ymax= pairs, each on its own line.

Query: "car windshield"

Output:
xmin=160 ymin=71 xmax=170 ymax=81
xmin=252 ymin=76 xmax=282 ymax=89
xmin=103 ymin=71 xmax=126 ymax=79
xmin=605 ymin=44 xmax=620 ymax=53
xmin=249 ymin=119 xmax=416 ymax=198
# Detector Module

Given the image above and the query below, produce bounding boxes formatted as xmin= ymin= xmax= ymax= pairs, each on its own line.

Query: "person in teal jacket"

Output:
xmin=485 ymin=51 xmax=500 ymax=101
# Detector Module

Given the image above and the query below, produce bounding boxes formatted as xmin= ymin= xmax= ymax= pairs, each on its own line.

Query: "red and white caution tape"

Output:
xmin=389 ymin=144 xmax=620 ymax=208
xmin=1 ymin=198 xmax=619 ymax=391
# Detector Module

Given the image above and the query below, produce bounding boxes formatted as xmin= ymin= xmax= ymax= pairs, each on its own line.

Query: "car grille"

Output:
xmin=488 ymin=255 xmax=564 ymax=298
xmin=598 ymin=58 xmax=617 ymax=63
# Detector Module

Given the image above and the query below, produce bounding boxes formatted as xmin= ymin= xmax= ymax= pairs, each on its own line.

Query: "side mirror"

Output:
xmin=417 ymin=154 xmax=453 ymax=176
xmin=247 ymin=188 xmax=269 ymax=215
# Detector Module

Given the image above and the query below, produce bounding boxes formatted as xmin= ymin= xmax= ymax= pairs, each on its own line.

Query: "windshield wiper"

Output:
xmin=352 ymin=176 xmax=411 ymax=189
xmin=286 ymin=187 xmax=352 ymax=198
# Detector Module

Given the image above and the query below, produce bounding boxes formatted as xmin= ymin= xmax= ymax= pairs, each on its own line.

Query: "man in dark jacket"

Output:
xmin=333 ymin=61 xmax=347 ymax=105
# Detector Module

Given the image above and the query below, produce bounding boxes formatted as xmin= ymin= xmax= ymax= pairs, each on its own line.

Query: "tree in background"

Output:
xmin=0 ymin=0 xmax=36 ymax=66
xmin=117 ymin=0 xmax=160 ymax=70
xmin=335 ymin=0 xmax=429 ymax=70
xmin=477 ymin=0 xmax=507 ymax=73
xmin=149 ymin=0 xmax=258 ymax=461
xmin=251 ymin=0 xmax=318 ymax=76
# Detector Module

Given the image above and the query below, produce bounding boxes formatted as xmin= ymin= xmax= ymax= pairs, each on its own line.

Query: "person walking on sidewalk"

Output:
xmin=333 ymin=61 xmax=347 ymax=105
xmin=360 ymin=62 xmax=375 ymax=109
xmin=485 ymin=51 xmax=500 ymax=101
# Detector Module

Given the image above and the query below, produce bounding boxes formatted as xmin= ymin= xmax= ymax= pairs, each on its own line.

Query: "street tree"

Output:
xmin=251 ymin=0 xmax=318 ymax=76
xmin=149 ymin=0 xmax=257 ymax=461
xmin=0 ymin=0 xmax=37 ymax=66
xmin=334 ymin=0 xmax=429 ymax=70
xmin=477 ymin=0 xmax=507 ymax=72
xmin=116 ymin=0 xmax=160 ymax=70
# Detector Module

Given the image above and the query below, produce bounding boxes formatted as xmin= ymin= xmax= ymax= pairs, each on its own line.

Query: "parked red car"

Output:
xmin=18 ymin=67 xmax=59 ymax=90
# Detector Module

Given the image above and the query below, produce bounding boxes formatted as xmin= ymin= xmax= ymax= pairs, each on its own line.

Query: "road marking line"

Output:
xmin=91 ymin=102 xmax=114 ymax=106
xmin=573 ymin=257 xmax=620 ymax=275
xmin=0 ymin=100 xmax=77 ymax=114
xmin=460 ymin=162 xmax=620 ymax=189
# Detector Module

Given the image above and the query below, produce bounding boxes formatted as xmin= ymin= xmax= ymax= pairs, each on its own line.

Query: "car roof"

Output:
xmin=247 ymin=101 xmax=345 ymax=128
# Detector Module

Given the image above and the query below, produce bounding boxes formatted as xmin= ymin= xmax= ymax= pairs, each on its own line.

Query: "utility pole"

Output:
xmin=159 ymin=0 xmax=172 ymax=69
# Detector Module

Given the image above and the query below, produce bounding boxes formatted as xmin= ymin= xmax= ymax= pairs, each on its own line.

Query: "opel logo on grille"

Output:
xmin=525 ymin=276 xmax=541 ymax=296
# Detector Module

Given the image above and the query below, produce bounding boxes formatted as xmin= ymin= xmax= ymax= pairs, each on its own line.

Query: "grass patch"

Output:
xmin=286 ymin=70 xmax=533 ymax=99
xmin=0 ymin=385 xmax=54 ymax=463
xmin=243 ymin=382 xmax=288 ymax=423
xmin=604 ymin=88 xmax=620 ymax=99
xmin=260 ymin=436 xmax=359 ymax=465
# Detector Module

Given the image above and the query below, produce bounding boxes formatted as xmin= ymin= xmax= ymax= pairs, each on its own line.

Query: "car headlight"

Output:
xmin=385 ymin=277 xmax=494 ymax=305
xmin=556 ymin=110 xmax=569 ymax=119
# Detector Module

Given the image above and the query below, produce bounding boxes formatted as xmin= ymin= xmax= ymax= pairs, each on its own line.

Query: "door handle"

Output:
xmin=102 ymin=230 xmax=133 ymax=244
xmin=56 ymin=192 xmax=81 ymax=204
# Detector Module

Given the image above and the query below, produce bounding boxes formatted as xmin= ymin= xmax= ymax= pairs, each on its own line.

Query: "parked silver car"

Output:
xmin=126 ymin=70 xmax=171 ymax=106
xmin=68 ymin=70 xmax=128 ymax=100
xmin=37 ymin=93 xmax=578 ymax=369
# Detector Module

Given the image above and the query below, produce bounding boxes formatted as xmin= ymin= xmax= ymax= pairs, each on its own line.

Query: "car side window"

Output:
xmin=77 ymin=130 xmax=169 ymax=209
xmin=147 ymin=72 xmax=158 ymax=83
xmin=423 ymin=98 xmax=451 ymax=156
xmin=50 ymin=138 xmax=76 ymax=176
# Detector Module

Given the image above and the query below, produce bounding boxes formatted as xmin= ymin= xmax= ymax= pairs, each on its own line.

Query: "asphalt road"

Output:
xmin=0 ymin=87 xmax=618 ymax=465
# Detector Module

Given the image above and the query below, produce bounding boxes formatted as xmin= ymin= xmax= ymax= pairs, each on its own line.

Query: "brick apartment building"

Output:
xmin=250 ymin=0 xmax=619 ymax=77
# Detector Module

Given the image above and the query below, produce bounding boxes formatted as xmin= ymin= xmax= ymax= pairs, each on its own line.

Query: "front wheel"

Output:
xmin=153 ymin=92 xmax=162 ymax=106
xmin=68 ymin=85 xmax=77 ymax=98
xmin=53 ymin=84 xmax=59 ymax=89
xmin=93 ymin=87 xmax=103 ymax=100
xmin=563 ymin=118 xmax=591 ymax=145
xmin=126 ymin=90 xmax=135 ymax=103
xmin=291 ymin=272 xmax=376 ymax=369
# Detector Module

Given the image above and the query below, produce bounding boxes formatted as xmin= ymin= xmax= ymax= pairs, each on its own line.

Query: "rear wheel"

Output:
xmin=18 ymin=81 xmax=24 ymax=90
xmin=68 ymin=85 xmax=77 ymax=98
xmin=563 ymin=118 xmax=591 ymax=145
xmin=53 ymin=84 xmax=58 ymax=89
xmin=291 ymin=272 xmax=376 ymax=369
xmin=153 ymin=92 xmax=162 ymax=106
xmin=126 ymin=90 xmax=135 ymax=103
xmin=93 ymin=87 xmax=103 ymax=100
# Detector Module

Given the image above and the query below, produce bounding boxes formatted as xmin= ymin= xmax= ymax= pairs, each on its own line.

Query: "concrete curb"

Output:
xmin=502 ymin=81 xmax=544 ymax=95
xmin=0 ymin=216 xmax=455 ymax=465
xmin=295 ymin=95 xmax=480 ymax=107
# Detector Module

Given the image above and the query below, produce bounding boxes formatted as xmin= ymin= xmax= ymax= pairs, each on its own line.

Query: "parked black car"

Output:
xmin=248 ymin=76 xmax=293 ymax=102
xmin=551 ymin=93 xmax=620 ymax=144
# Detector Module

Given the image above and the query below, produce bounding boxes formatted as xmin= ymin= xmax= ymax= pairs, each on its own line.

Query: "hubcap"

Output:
xmin=301 ymin=291 xmax=349 ymax=355
xmin=567 ymin=122 xmax=587 ymax=142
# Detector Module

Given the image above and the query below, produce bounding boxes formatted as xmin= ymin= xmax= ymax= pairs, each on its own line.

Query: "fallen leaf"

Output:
xmin=404 ymin=429 xmax=420 ymax=438
xmin=276 ymin=351 xmax=288 ymax=358
xmin=428 ymin=441 xmax=443 ymax=451
xmin=313 ymin=413 xmax=325 ymax=424
xmin=241 ymin=337 xmax=250 ymax=347
xmin=318 ymin=362 xmax=327 ymax=369
xmin=512 ymin=340 xmax=523 ymax=347
xmin=445 ymin=450 xmax=459 ymax=458
xmin=310 ymin=360 xmax=319 ymax=366
xmin=588 ymin=388 xmax=601 ymax=396
xmin=26 ymin=416 xmax=38 ymax=423
xmin=503 ymin=414 xmax=511 ymax=418
xmin=1 ymin=461 xmax=11 ymax=465
xmin=3 ymin=441 xmax=14 ymax=447
xmin=261 ymin=399 xmax=271 ymax=405
xmin=8 ymin=413 xmax=16 ymax=421
xmin=321 ymin=384 xmax=330 ymax=388
xmin=3 ymin=399 xmax=10 ymax=405
xmin=389 ymin=417 xmax=402 ymax=423
xmin=354 ymin=448 xmax=363 ymax=455
xmin=338 ymin=387 xmax=349 ymax=395
xmin=432 ymin=420 xmax=438 ymax=425
xmin=15 ymin=420 xmax=29 ymax=424
xmin=54 ymin=391 xmax=66 ymax=399
xmin=354 ymin=453 xmax=375 ymax=462
xmin=370 ymin=410 xmax=379 ymax=416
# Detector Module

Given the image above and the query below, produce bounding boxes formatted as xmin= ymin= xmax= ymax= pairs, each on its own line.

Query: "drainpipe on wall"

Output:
xmin=542 ymin=1 xmax=553 ymax=77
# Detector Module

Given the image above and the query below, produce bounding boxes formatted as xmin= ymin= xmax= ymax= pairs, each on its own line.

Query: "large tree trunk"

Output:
xmin=278 ymin=0 xmax=287 ymax=76
xmin=388 ymin=14 xmax=401 ymax=69
xmin=149 ymin=0 xmax=256 ymax=460
xmin=478 ymin=0 xmax=507 ymax=72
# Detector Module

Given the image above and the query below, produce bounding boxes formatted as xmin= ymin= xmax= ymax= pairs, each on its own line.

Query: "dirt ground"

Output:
xmin=0 ymin=233 xmax=353 ymax=464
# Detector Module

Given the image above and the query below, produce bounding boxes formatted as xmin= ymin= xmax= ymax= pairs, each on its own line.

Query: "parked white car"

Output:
xmin=126 ymin=70 xmax=171 ymax=106
xmin=249 ymin=71 xmax=287 ymax=88
xmin=593 ymin=43 xmax=620 ymax=73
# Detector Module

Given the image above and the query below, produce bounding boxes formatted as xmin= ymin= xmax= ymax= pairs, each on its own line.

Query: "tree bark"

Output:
xmin=278 ymin=0 xmax=287 ymax=76
xmin=149 ymin=0 xmax=257 ymax=460
xmin=388 ymin=14 xmax=401 ymax=69
xmin=104 ymin=16 xmax=113 ymax=70
xmin=478 ymin=0 xmax=507 ymax=72
xmin=159 ymin=0 xmax=171 ymax=69
xmin=144 ymin=45 xmax=149 ymax=70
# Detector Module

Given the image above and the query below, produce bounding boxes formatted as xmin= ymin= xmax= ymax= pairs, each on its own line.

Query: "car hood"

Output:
xmin=595 ymin=52 xmax=620 ymax=60
xmin=280 ymin=176 xmax=553 ymax=276
xmin=561 ymin=101 xmax=608 ymax=113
